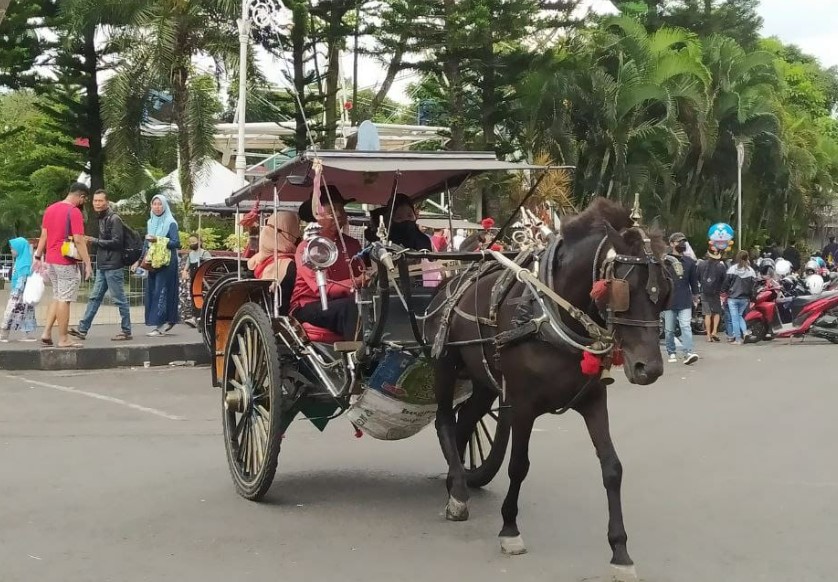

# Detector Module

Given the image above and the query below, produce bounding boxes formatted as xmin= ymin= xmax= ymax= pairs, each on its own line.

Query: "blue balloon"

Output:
xmin=708 ymin=223 xmax=734 ymax=242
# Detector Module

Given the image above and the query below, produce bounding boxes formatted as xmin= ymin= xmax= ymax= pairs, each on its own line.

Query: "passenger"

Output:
xmin=386 ymin=193 xmax=432 ymax=251
xmin=291 ymin=187 xmax=367 ymax=341
xmin=247 ymin=211 xmax=301 ymax=307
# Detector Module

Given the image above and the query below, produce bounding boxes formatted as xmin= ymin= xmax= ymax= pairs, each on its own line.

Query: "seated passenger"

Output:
xmin=387 ymin=193 xmax=432 ymax=251
xmin=246 ymin=211 xmax=300 ymax=306
xmin=291 ymin=188 xmax=367 ymax=341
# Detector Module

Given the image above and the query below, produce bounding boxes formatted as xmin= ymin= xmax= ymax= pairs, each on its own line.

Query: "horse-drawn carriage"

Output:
xmin=196 ymin=149 xmax=674 ymax=581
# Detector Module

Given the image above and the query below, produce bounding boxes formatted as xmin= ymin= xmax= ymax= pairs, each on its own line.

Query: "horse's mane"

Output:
xmin=562 ymin=197 xmax=666 ymax=257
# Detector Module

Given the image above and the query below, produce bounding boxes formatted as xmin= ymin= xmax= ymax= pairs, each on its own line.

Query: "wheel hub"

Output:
xmin=225 ymin=382 xmax=253 ymax=413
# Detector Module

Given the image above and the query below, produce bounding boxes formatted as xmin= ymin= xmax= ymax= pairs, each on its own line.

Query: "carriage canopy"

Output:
xmin=226 ymin=150 xmax=549 ymax=207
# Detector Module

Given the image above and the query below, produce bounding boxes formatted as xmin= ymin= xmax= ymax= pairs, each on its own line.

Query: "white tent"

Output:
xmin=116 ymin=160 xmax=241 ymax=212
xmin=155 ymin=160 xmax=241 ymax=205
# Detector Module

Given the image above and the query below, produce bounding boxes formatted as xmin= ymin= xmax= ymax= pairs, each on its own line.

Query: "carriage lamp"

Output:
xmin=303 ymin=236 xmax=339 ymax=311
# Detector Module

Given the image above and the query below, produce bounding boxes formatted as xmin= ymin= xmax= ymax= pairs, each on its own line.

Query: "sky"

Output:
xmin=758 ymin=0 xmax=838 ymax=68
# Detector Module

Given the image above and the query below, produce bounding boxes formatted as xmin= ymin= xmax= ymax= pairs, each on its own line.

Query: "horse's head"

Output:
xmin=598 ymin=224 xmax=672 ymax=385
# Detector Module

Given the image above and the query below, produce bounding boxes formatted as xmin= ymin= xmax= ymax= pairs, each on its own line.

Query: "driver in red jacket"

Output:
xmin=290 ymin=187 xmax=368 ymax=341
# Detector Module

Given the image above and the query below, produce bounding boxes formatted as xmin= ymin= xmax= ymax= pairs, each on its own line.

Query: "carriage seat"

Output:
xmin=300 ymin=322 xmax=344 ymax=344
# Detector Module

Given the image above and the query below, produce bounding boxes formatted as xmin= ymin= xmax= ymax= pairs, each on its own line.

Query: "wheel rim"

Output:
xmin=464 ymin=401 xmax=501 ymax=471
xmin=224 ymin=316 xmax=272 ymax=484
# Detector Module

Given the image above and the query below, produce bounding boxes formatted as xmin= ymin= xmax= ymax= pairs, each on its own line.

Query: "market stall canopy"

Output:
xmin=116 ymin=160 xmax=241 ymax=212
xmin=226 ymin=150 xmax=552 ymax=207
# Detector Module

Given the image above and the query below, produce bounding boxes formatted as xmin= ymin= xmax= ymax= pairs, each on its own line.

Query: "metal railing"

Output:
xmin=1 ymin=254 xmax=151 ymax=327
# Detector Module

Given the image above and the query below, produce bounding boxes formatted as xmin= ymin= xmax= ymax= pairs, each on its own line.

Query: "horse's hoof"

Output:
xmin=499 ymin=535 xmax=527 ymax=555
xmin=609 ymin=563 xmax=638 ymax=582
xmin=445 ymin=497 xmax=469 ymax=521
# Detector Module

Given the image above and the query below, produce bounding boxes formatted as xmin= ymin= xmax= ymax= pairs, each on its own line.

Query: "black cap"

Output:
xmin=298 ymin=185 xmax=355 ymax=222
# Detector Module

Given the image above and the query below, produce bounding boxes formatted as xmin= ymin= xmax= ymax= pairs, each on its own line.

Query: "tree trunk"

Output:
xmin=443 ymin=0 xmax=464 ymax=150
xmin=291 ymin=1 xmax=308 ymax=152
xmin=323 ymin=18 xmax=341 ymax=149
xmin=172 ymin=64 xmax=192 ymax=230
xmin=81 ymin=25 xmax=105 ymax=191
xmin=370 ymin=40 xmax=405 ymax=120
xmin=479 ymin=22 xmax=495 ymax=217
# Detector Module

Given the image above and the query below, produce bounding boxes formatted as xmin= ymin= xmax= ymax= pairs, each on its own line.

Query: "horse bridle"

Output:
xmin=596 ymin=228 xmax=670 ymax=329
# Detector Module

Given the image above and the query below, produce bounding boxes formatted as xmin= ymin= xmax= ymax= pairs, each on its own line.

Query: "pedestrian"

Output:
xmin=722 ymin=250 xmax=757 ymax=345
xmin=136 ymin=195 xmax=180 ymax=337
xmin=33 ymin=182 xmax=92 ymax=348
xmin=782 ymin=240 xmax=801 ymax=273
xmin=68 ymin=190 xmax=132 ymax=341
xmin=697 ymin=248 xmax=727 ymax=342
xmin=431 ymin=228 xmax=448 ymax=252
xmin=180 ymin=234 xmax=212 ymax=328
xmin=0 ymin=237 xmax=38 ymax=342
xmin=662 ymin=232 xmax=700 ymax=365
xmin=453 ymin=228 xmax=466 ymax=250
xmin=822 ymin=236 xmax=838 ymax=267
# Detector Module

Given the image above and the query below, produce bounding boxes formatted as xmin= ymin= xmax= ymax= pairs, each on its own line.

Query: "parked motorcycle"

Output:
xmin=744 ymin=279 xmax=838 ymax=343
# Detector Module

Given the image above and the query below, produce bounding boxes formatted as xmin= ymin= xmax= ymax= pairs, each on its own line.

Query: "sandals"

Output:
xmin=40 ymin=338 xmax=54 ymax=347
xmin=111 ymin=332 xmax=133 ymax=341
xmin=68 ymin=327 xmax=87 ymax=340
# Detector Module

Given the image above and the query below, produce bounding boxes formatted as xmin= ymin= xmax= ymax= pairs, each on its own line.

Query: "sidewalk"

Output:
xmin=0 ymin=324 xmax=210 ymax=371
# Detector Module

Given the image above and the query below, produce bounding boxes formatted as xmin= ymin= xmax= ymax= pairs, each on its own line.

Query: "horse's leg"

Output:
xmin=433 ymin=357 xmax=470 ymax=521
xmin=498 ymin=401 xmax=536 ymax=555
xmin=577 ymin=389 xmax=638 ymax=582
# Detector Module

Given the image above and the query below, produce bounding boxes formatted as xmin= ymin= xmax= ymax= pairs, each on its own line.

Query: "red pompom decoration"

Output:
xmin=611 ymin=348 xmax=624 ymax=367
xmin=581 ymin=351 xmax=602 ymax=376
xmin=590 ymin=279 xmax=610 ymax=302
xmin=489 ymin=243 xmax=503 ymax=251
xmin=481 ymin=217 xmax=495 ymax=230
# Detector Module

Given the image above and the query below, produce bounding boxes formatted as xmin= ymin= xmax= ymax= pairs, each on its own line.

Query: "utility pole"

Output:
xmin=736 ymin=141 xmax=745 ymax=249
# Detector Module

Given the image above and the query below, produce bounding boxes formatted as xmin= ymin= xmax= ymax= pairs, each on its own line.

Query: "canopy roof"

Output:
xmin=226 ymin=150 xmax=551 ymax=207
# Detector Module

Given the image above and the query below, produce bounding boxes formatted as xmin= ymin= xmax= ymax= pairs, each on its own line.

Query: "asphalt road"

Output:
xmin=1 ymin=339 xmax=836 ymax=582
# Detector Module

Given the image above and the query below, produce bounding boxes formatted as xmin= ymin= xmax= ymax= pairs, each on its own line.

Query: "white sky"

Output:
xmin=758 ymin=0 xmax=838 ymax=68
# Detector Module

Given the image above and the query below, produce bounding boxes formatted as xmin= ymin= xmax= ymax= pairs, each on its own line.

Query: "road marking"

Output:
xmin=5 ymin=375 xmax=185 ymax=421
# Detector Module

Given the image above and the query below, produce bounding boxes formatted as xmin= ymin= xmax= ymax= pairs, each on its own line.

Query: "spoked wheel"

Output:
xmin=456 ymin=394 xmax=511 ymax=488
xmin=222 ymin=303 xmax=283 ymax=501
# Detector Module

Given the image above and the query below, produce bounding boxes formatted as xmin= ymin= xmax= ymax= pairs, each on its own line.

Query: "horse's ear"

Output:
xmin=604 ymin=221 xmax=625 ymax=253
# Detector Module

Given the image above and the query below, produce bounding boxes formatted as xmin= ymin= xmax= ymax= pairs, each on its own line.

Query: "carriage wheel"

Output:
xmin=457 ymin=395 xmax=511 ymax=488
xmin=222 ymin=303 xmax=283 ymax=501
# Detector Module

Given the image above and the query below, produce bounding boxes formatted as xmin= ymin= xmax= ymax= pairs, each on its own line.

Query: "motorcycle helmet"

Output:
xmin=775 ymin=258 xmax=792 ymax=277
xmin=806 ymin=273 xmax=824 ymax=295
xmin=804 ymin=259 xmax=820 ymax=274
xmin=758 ymin=258 xmax=775 ymax=277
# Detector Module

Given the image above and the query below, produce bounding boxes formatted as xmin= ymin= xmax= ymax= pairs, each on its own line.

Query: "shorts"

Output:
xmin=701 ymin=294 xmax=723 ymax=316
xmin=46 ymin=263 xmax=81 ymax=303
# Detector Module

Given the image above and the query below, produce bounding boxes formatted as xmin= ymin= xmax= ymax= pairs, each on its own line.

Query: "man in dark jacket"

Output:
xmin=783 ymin=240 xmax=802 ymax=273
xmin=662 ymin=232 xmax=700 ymax=365
xmin=70 ymin=190 xmax=132 ymax=341
xmin=822 ymin=236 xmax=838 ymax=267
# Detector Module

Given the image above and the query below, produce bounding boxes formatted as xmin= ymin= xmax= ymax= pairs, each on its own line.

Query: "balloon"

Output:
xmin=708 ymin=223 xmax=734 ymax=251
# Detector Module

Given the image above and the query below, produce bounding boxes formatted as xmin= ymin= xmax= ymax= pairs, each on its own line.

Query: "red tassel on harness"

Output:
xmin=489 ymin=243 xmax=503 ymax=251
xmin=590 ymin=279 xmax=610 ymax=302
xmin=581 ymin=351 xmax=602 ymax=376
xmin=481 ymin=217 xmax=495 ymax=230
xmin=611 ymin=348 xmax=624 ymax=367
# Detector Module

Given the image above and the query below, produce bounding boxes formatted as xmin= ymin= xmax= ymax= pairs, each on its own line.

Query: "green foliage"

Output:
xmin=179 ymin=228 xmax=222 ymax=251
xmin=225 ymin=232 xmax=248 ymax=253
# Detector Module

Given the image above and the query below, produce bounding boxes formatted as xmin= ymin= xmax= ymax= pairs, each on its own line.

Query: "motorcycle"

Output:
xmin=744 ymin=279 xmax=838 ymax=343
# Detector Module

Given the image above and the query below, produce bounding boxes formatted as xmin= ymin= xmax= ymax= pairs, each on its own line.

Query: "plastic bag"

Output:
xmin=22 ymin=273 xmax=45 ymax=305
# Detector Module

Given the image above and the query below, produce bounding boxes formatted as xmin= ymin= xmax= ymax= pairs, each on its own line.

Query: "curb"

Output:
xmin=0 ymin=342 xmax=211 ymax=371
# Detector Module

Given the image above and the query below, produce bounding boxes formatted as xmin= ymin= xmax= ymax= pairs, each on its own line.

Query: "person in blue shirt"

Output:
xmin=662 ymin=232 xmax=700 ymax=365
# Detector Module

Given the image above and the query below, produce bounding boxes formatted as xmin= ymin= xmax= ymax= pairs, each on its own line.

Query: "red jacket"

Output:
xmin=290 ymin=235 xmax=364 ymax=313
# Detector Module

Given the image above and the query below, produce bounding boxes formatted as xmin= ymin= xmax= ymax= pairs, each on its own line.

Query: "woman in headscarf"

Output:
xmin=247 ymin=211 xmax=301 ymax=309
xmin=0 ymin=237 xmax=38 ymax=342
xmin=140 ymin=195 xmax=181 ymax=336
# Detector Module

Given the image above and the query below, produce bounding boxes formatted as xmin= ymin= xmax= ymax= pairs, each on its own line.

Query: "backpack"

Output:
xmin=120 ymin=219 xmax=144 ymax=267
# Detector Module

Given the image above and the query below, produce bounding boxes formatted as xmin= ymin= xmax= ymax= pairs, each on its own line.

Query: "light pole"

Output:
xmin=236 ymin=0 xmax=292 ymax=186
xmin=736 ymin=141 xmax=745 ymax=249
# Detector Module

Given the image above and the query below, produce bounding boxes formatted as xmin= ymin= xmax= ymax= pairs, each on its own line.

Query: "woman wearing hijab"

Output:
xmin=247 ymin=211 xmax=301 ymax=310
xmin=139 ymin=195 xmax=181 ymax=337
xmin=0 ymin=237 xmax=38 ymax=342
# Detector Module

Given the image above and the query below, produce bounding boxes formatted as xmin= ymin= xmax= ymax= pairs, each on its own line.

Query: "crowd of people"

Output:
xmin=0 ymin=183 xmax=215 ymax=346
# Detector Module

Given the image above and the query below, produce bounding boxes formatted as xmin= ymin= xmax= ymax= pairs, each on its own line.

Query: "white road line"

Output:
xmin=5 ymin=375 xmax=185 ymax=421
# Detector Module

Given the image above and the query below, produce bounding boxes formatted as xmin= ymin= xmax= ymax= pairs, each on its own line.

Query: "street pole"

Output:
xmin=736 ymin=141 xmax=745 ymax=249
xmin=236 ymin=0 xmax=252 ymax=188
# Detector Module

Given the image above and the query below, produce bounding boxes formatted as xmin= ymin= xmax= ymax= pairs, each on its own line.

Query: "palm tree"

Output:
xmin=102 ymin=0 xmax=238 ymax=227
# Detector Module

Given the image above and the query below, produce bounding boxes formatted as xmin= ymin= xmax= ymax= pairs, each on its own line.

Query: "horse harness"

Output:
xmin=425 ymin=226 xmax=672 ymax=400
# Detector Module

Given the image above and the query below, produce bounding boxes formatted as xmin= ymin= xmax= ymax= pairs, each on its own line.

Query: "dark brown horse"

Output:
xmin=424 ymin=198 xmax=671 ymax=581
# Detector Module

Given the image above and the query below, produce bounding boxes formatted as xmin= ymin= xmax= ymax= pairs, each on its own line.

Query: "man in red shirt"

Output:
xmin=33 ymin=183 xmax=92 ymax=348
xmin=291 ymin=188 xmax=367 ymax=341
